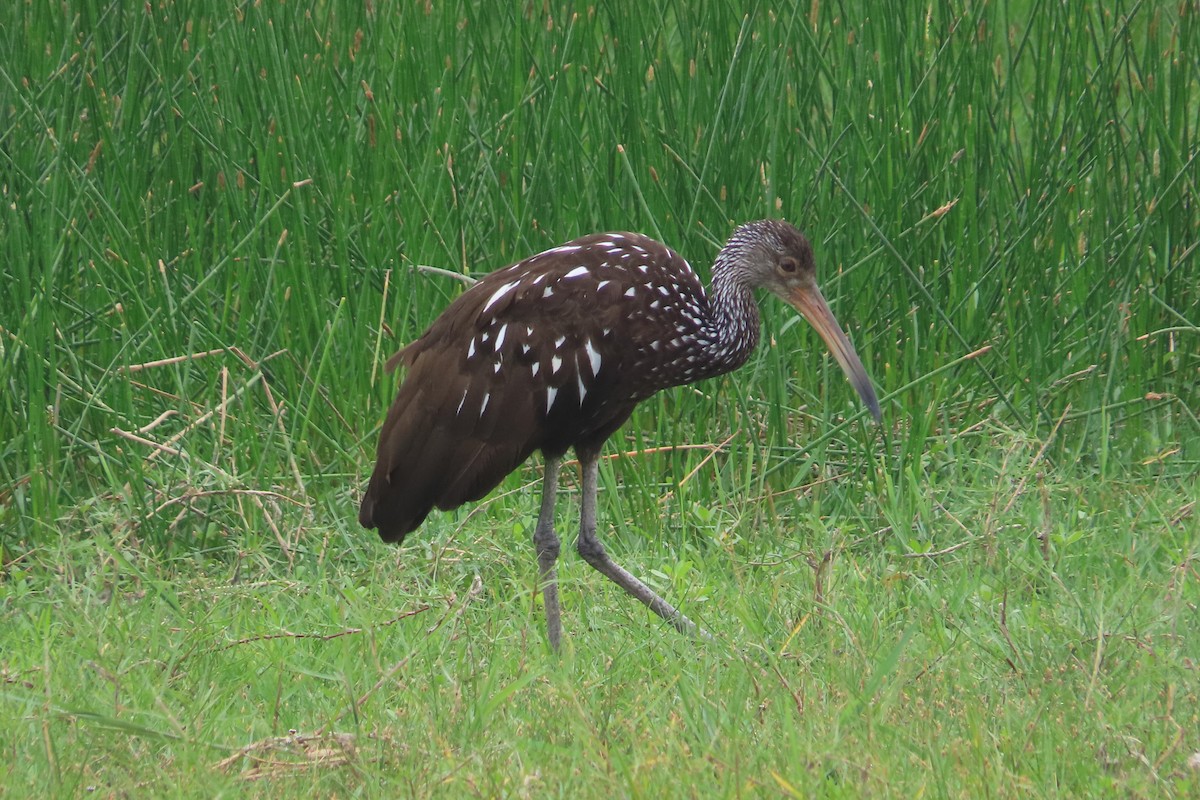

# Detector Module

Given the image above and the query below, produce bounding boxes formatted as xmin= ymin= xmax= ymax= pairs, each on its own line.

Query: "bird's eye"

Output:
xmin=779 ymin=256 xmax=799 ymax=273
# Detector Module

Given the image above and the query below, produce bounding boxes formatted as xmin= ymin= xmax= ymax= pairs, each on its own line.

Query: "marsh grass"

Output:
xmin=1 ymin=1 xmax=1197 ymax=796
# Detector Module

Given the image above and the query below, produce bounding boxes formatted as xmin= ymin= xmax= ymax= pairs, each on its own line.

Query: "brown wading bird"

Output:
xmin=360 ymin=220 xmax=880 ymax=649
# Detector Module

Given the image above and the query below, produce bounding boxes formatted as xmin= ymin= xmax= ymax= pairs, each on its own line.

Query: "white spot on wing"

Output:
xmin=468 ymin=339 xmax=476 ymax=359
xmin=554 ymin=336 xmax=566 ymax=348
xmin=480 ymin=392 xmax=490 ymax=415
xmin=584 ymin=339 xmax=602 ymax=375
xmin=531 ymin=362 xmax=540 ymax=377
xmin=546 ymin=386 xmax=558 ymax=413
xmin=494 ymin=324 xmax=507 ymax=350
xmin=456 ymin=389 xmax=468 ymax=416
xmin=482 ymin=280 xmax=520 ymax=314
xmin=563 ymin=266 xmax=590 ymax=279
xmin=551 ymin=355 xmax=562 ymax=373
xmin=624 ymin=287 xmax=636 ymax=298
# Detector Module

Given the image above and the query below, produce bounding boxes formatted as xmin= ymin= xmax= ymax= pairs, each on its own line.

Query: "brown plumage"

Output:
xmin=361 ymin=220 xmax=880 ymax=648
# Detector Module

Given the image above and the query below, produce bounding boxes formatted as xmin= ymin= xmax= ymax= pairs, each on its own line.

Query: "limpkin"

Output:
xmin=360 ymin=220 xmax=880 ymax=649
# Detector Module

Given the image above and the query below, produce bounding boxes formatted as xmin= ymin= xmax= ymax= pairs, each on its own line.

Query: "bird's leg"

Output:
xmin=533 ymin=456 xmax=563 ymax=650
xmin=574 ymin=452 xmax=711 ymax=640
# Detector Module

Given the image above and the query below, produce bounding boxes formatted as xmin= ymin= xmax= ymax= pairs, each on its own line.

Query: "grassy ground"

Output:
xmin=2 ymin=0 xmax=1198 ymax=796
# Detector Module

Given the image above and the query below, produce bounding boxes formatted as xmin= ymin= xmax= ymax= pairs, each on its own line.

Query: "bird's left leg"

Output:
xmin=533 ymin=456 xmax=563 ymax=651
xmin=574 ymin=451 xmax=710 ymax=640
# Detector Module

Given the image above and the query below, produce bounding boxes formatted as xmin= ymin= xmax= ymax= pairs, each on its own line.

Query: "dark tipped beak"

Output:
xmin=787 ymin=283 xmax=882 ymax=422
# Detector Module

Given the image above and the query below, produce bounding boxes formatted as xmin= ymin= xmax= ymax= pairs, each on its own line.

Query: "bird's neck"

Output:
xmin=705 ymin=265 xmax=762 ymax=374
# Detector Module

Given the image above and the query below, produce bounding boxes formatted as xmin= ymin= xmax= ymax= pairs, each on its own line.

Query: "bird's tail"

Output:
xmin=358 ymin=474 xmax=432 ymax=544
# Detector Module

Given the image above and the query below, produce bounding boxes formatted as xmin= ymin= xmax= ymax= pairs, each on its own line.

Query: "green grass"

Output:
xmin=2 ymin=0 xmax=1198 ymax=796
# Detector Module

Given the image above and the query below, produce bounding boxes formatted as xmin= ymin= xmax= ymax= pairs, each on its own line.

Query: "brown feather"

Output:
xmin=360 ymin=232 xmax=715 ymax=541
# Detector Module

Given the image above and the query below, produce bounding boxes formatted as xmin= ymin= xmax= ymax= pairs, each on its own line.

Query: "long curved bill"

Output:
xmin=788 ymin=284 xmax=882 ymax=422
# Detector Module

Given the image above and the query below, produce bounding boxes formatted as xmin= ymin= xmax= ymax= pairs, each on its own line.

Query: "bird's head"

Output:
xmin=729 ymin=219 xmax=882 ymax=422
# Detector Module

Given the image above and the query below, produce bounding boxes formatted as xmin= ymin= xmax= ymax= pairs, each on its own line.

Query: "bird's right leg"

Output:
xmin=574 ymin=452 xmax=711 ymax=641
xmin=533 ymin=456 xmax=563 ymax=651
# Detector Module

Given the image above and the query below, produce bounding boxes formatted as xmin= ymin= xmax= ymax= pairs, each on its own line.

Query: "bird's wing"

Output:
xmin=360 ymin=232 xmax=698 ymax=541
xmin=359 ymin=264 xmax=592 ymax=541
